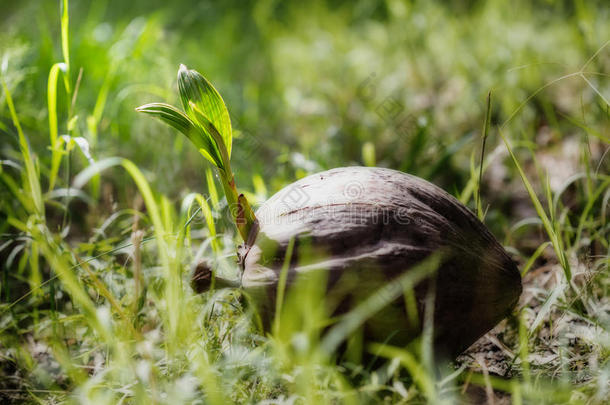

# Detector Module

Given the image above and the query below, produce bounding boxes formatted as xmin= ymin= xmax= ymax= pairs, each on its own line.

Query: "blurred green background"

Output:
xmin=2 ymin=0 xmax=607 ymax=214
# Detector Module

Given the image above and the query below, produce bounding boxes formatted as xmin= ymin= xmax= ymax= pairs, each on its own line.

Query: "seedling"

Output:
xmin=136 ymin=65 xmax=257 ymax=242
xmin=137 ymin=66 xmax=522 ymax=359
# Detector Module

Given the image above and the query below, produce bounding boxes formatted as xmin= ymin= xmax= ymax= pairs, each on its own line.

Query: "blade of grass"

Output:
xmin=368 ymin=343 xmax=437 ymax=402
xmin=34 ymin=230 xmax=111 ymax=342
xmin=498 ymin=129 xmax=571 ymax=281
xmin=321 ymin=253 xmax=441 ymax=354
xmin=521 ymin=241 xmax=552 ymax=276
xmin=518 ymin=310 xmax=531 ymax=385
xmin=47 ymin=62 xmax=64 ymax=191
xmin=1 ymin=79 xmax=44 ymax=217
xmin=273 ymin=236 xmax=296 ymax=335
xmin=206 ymin=168 xmax=220 ymax=210
xmin=476 ymin=91 xmax=492 ymax=220
xmin=194 ymin=194 xmax=220 ymax=253
xmin=574 ymin=177 xmax=610 ymax=245
xmin=60 ymin=0 xmax=71 ymax=96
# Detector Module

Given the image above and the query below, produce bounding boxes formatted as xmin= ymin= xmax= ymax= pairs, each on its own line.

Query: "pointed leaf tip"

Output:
xmin=177 ymin=66 xmax=233 ymax=158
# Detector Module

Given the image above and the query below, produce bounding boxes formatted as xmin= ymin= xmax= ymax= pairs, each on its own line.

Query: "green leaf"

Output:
xmin=177 ymin=64 xmax=233 ymax=157
xmin=199 ymin=148 xmax=220 ymax=168
xmin=47 ymin=62 xmax=64 ymax=191
xmin=136 ymin=103 xmax=192 ymax=137
xmin=188 ymin=101 xmax=230 ymax=171
xmin=135 ymin=102 xmax=223 ymax=168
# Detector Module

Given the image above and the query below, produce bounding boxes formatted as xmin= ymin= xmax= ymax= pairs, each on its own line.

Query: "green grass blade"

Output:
xmin=35 ymin=233 xmax=110 ymax=342
xmin=1 ymin=80 xmax=44 ymax=217
xmin=574 ymin=177 xmax=610 ymax=244
xmin=1 ymin=171 xmax=32 ymax=211
xmin=362 ymin=141 xmax=376 ymax=167
xmin=205 ymin=168 xmax=220 ymax=210
xmin=72 ymin=157 xmax=123 ymax=189
xmin=321 ymin=253 xmax=441 ymax=354
xmin=47 ymin=63 xmax=66 ymax=191
xmin=369 ymin=343 xmax=437 ymax=402
xmin=47 ymin=63 xmax=61 ymax=146
xmin=273 ymin=237 xmax=296 ymax=335
xmin=498 ymin=129 xmax=571 ymax=281
xmin=194 ymin=194 xmax=220 ymax=253
xmin=60 ymin=0 xmax=71 ymax=95
xmin=521 ymin=241 xmax=551 ymax=276
xmin=476 ymin=91 xmax=492 ymax=220
xmin=87 ymin=68 xmax=114 ymax=147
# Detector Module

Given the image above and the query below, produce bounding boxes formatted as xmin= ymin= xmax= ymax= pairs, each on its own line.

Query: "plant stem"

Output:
xmin=219 ymin=169 xmax=238 ymax=214
xmin=218 ymin=161 xmax=257 ymax=243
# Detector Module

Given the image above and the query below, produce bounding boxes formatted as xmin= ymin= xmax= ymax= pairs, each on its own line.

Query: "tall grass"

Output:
xmin=1 ymin=0 xmax=609 ymax=403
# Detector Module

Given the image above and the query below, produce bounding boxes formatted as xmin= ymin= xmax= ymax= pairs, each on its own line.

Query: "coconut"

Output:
xmin=137 ymin=66 xmax=521 ymax=359
xmin=231 ymin=166 xmax=522 ymax=358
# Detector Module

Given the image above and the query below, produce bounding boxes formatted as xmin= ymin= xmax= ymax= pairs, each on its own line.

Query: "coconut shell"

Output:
xmin=237 ymin=166 xmax=521 ymax=358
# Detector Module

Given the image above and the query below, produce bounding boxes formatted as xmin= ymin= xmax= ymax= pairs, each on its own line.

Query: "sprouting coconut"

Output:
xmin=137 ymin=65 xmax=522 ymax=359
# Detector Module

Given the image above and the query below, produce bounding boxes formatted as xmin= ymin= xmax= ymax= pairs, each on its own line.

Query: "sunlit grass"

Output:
xmin=1 ymin=0 xmax=609 ymax=403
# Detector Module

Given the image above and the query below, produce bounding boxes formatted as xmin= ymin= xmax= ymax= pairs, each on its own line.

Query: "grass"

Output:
xmin=1 ymin=0 xmax=609 ymax=403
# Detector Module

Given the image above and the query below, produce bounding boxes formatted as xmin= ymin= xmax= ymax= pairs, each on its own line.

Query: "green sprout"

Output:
xmin=136 ymin=65 xmax=257 ymax=242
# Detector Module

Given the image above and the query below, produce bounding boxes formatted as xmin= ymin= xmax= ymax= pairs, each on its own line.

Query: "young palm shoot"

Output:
xmin=136 ymin=65 xmax=522 ymax=360
xmin=136 ymin=65 xmax=257 ymax=242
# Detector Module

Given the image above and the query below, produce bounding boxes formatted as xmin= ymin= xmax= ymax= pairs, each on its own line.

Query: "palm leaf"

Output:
xmin=177 ymin=64 xmax=233 ymax=157
xmin=135 ymin=102 xmax=223 ymax=168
